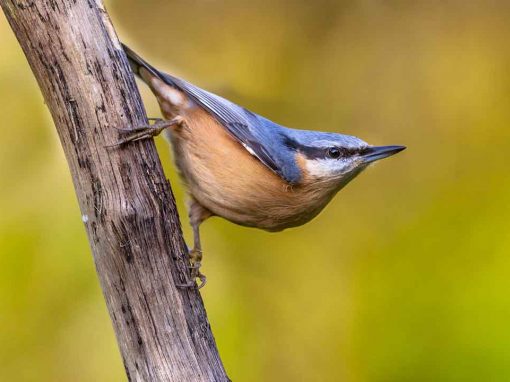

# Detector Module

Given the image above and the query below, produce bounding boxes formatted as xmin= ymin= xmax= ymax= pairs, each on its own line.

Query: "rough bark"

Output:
xmin=0 ymin=1 xmax=229 ymax=381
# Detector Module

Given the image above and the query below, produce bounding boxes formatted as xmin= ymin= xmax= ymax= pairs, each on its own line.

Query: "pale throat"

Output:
xmin=304 ymin=158 xmax=350 ymax=179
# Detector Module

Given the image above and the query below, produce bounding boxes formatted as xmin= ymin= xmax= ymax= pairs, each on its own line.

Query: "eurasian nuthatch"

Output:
xmin=118 ymin=44 xmax=405 ymax=288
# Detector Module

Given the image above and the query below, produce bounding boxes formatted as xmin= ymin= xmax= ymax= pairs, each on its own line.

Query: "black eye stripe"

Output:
xmin=283 ymin=136 xmax=368 ymax=159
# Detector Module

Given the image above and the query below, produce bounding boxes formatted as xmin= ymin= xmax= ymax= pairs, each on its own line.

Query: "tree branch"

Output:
xmin=0 ymin=1 xmax=229 ymax=381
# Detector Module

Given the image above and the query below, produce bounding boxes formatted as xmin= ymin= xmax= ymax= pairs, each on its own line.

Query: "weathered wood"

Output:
xmin=0 ymin=1 xmax=229 ymax=381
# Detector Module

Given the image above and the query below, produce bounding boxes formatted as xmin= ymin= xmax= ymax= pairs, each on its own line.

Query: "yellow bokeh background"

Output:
xmin=1 ymin=1 xmax=510 ymax=381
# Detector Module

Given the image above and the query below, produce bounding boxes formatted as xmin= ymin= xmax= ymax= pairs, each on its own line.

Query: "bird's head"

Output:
xmin=284 ymin=130 xmax=405 ymax=189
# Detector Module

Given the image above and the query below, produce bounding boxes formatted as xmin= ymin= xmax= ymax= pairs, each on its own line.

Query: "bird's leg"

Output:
xmin=189 ymin=219 xmax=206 ymax=288
xmin=177 ymin=199 xmax=212 ymax=289
xmin=111 ymin=116 xmax=186 ymax=146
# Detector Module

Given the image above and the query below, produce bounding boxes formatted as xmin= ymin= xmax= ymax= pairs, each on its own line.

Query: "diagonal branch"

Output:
xmin=0 ymin=1 xmax=229 ymax=381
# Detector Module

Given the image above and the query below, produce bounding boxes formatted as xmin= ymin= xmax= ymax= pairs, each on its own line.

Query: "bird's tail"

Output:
xmin=121 ymin=43 xmax=162 ymax=83
xmin=122 ymin=43 xmax=193 ymax=116
xmin=122 ymin=43 xmax=187 ymax=96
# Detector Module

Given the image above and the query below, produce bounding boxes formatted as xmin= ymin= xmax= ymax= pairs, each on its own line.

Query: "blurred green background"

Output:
xmin=1 ymin=1 xmax=510 ymax=381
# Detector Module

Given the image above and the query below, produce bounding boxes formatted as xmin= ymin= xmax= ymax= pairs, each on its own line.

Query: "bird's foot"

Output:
xmin=176 ymin=248 xmax=207 ymax=289
xmin=109 ymin=116 xmax=185 ymax=146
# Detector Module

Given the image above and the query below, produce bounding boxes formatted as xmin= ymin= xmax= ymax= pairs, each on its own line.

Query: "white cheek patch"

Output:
xmin=306 ymin=159 xmax=349 ymax=178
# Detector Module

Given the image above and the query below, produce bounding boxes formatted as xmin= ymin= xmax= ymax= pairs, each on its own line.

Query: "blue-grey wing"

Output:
xmin=158 ymin=72 xmax=301 ymax=184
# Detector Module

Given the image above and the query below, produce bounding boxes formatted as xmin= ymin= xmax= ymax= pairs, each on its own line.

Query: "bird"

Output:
xmin=118 ymin=43 xmax=406 ymax=288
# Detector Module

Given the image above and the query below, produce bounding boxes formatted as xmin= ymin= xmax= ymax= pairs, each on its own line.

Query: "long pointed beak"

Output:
xmin=362 ymin=145 xmax=406 ymax=163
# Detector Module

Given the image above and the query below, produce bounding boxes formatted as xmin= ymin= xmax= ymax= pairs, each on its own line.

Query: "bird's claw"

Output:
xmin=108 ymin=117 xmax=184 ymax=147
xmin=176 ymin=248 xmax=207 ymax=290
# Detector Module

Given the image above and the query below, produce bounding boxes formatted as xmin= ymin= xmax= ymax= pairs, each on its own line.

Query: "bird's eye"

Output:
xmin=327 ymin=147 xmax=341 ymax=159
